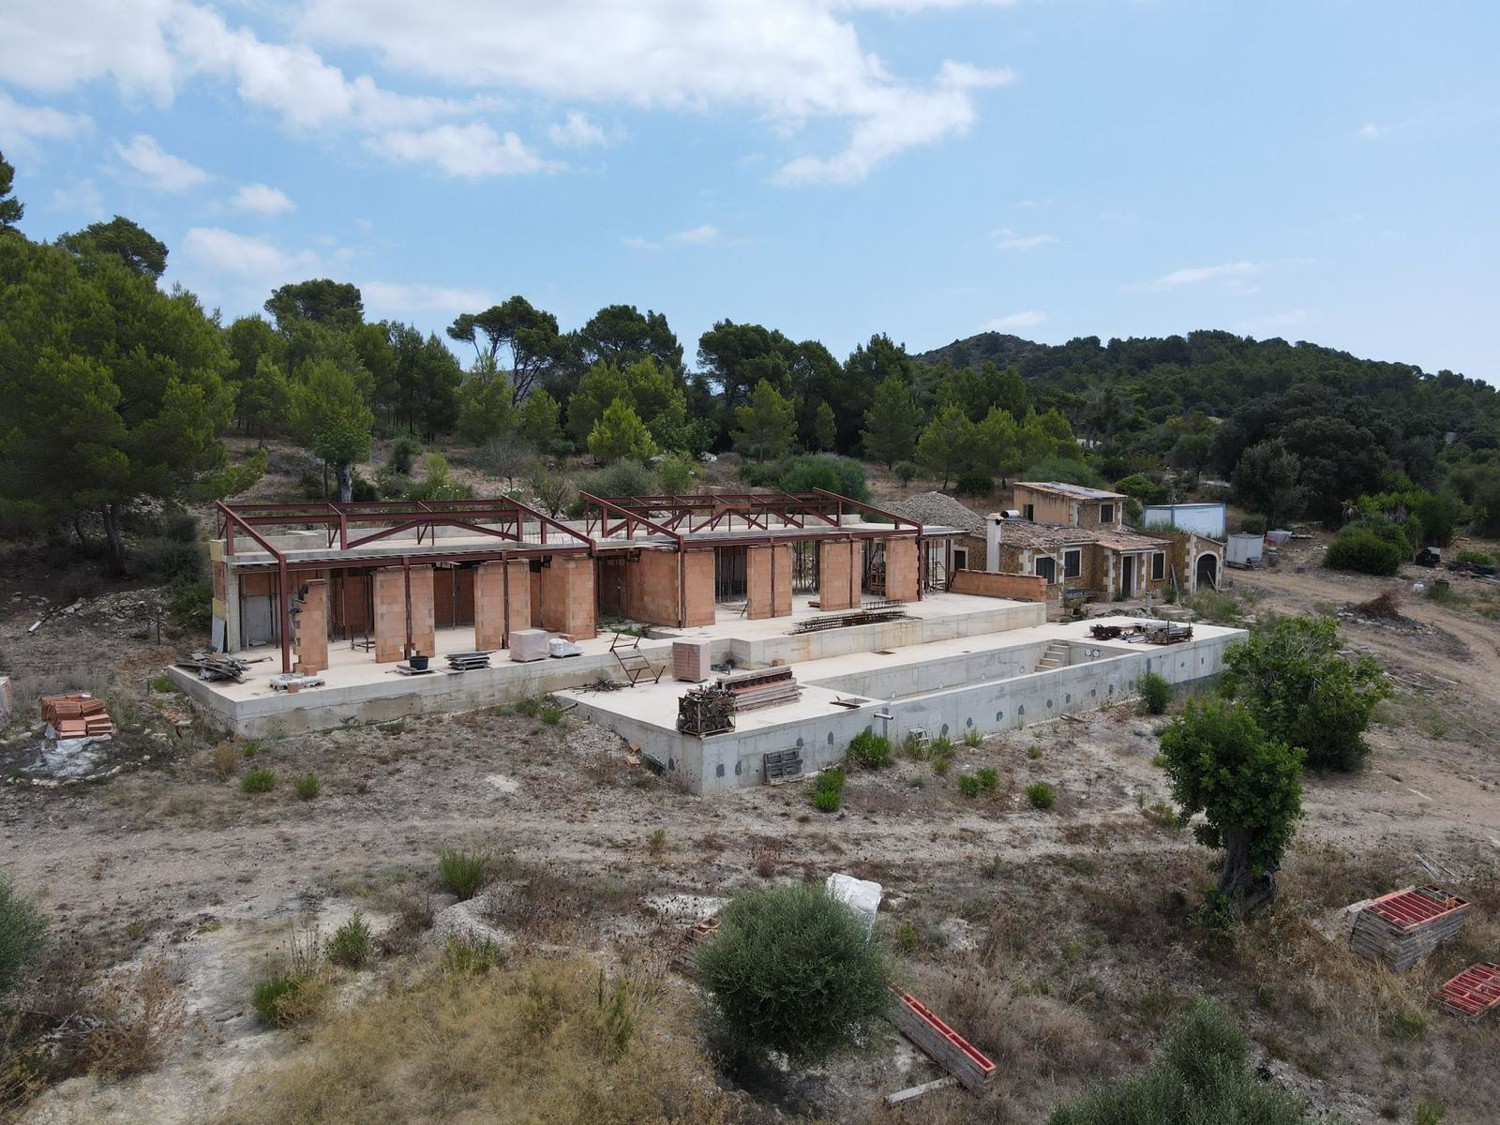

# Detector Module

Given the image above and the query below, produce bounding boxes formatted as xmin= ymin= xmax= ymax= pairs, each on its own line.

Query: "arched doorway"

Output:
xmin=1196 ymin=552 xmax=1219 ymax=591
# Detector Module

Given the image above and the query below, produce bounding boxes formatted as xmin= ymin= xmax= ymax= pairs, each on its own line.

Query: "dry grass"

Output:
xmin=217 ymin=957 xmax=749 ymax=1125
xmin=84 ymin=959 xmax=190 ymax=1078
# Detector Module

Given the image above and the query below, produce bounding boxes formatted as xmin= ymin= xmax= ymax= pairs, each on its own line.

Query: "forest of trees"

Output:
xmin=6 ymin=147 xmax=1500 ymax=577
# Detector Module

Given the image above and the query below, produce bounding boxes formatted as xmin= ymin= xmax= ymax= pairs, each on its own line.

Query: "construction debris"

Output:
xmin=176 ymin=653 xmax=255 ymax=683
xmin=886 ymin=989 xmax=996 ymax=1091
xmin=719 ymin=666 xmax=800 ymax=711
xmin=1349 ymin=886 xmax=1470 ymax=971
xmin=1437 ymin=963 xmax=1500 ymax=1020
xmin=40 ymin=693 xmax=115 ymax=740
xmin=269 ymin=672 xmax=325 ymax=692
xmin=672 ymin=915 xmax=721 ymax=976
xmin=678 ymin=686 xmax=735 ymax=736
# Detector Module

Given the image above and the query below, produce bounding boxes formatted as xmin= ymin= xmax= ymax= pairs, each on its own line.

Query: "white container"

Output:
xmin=1226 ymin=532 xmax=1264 ymax=568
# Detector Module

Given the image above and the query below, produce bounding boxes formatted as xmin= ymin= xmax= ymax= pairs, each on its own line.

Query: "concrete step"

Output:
xmin=1035 ymin=641 xmax=1070 ymax=673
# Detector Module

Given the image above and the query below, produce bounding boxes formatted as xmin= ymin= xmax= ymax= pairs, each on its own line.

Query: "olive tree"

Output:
xmin=1158 ymin=699 xmax=1304 ymax=910
xmin=1221 ymin=615 xmax=1390 ymax=772
xmin=696 ymin=883 xmax=893 ymax=1065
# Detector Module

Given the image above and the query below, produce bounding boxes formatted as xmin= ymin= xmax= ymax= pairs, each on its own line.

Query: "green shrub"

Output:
xmin=325 ymin=913 xmax=373 ymax=969
xmin=0 ymin=875 xmax=46 ymax=995
xmin=775 ymin=454 xmax=869 ymax=502
xmin=1027 ymin=744 xmax=1043 ymax=760
xmin=894 ymin=461 xmax=918 ymax=486
xmin=962 ymin=729 xmax=983 ymax=748
xmin=437 ymin=847 xmax=491 ymax=901
xmin=647 ymin=828 xmax=667 ymax=857
xmin=954 ymin=470 xmax=993 ymax=497
xmin=1138 ymin=671 xmax=1172 ymax=715
xmin=252 ymin=973 xmax=319 ymax=1028
xmin=1237 ymin=514 xmax=1267 ymax=536
xmin=241 ymin=768 xmax=276 ymax=794
xmin=811 ymin=769 xmax=846 ymax=813
xmin=295 ymin=772 xmax=321 ymax=800
xmin=167 ymin=577 xmax=213 ymax=631
xmin=133 ymin=537 xmax=206 ymax=585
xmin=580 ymin=460 xmax=657 ymax=500
xmin=957 ymin=774 xmax=982 ymax=798
xmin=1114 ymin=473 xmax=1169 ymax=506
xmin=441 ymin=937 xmax=506 ymax=975
xmin=1026 ymin=782 xmax=1056 ymax=809
xmin=976 ymin=767 xmax=999 ymax=792
xmin=516 ymin=697 xmax=543 ymax=718
xmin=1325 ymin=530 xmax=1405 ymax=576
xmin=846 ymin=731 xmax=893 ymax=770
xmin=389 ymin=435 xmax=421 ymax=474
xmin=1455 ymin=548 xmax=1493 ymax=566
xmin=696 ymin=884 xmax=894 ymax=1064
xmin=539 ymin=704 xmax=564 ymax=726
xmin=149 ymin=673 xmax=176 ymax=693
xmin=1050 ymin=1000 xmax=1305 ymax=1124
xmin=902 ymin=732 xmax=930 ymax=761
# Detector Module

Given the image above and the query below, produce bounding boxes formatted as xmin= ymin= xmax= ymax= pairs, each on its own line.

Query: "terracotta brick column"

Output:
xmin=541 ymin=555 xmax=596 ymax=639
xmin=293 ymin=578 xmax=328 ymax=674
xmin=407 ymin=565 xmax=435 ymax=657
xmin=474 ymin=561 xmax=506 ymax=650
xmin=681 ymin=550 xmax=716 ymax=627
xmin=746 ymin=544 xmax=795 ymax=619
xmin=372 ymin=568 xmax=405 ymax=663
xmin=818 ymin=540 xmax=858 ymax=611
xmin=506 ymin=560 xmax=531 ymax=637
xmin=885 ymin=536 xmax=919 ymax=603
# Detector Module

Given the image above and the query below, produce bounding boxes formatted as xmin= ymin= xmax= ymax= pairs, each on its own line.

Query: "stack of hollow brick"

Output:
xmin=41 ymin=693 xmax=115 ymax=739
xmin=672 ymin=639 xmax=712 ymax=682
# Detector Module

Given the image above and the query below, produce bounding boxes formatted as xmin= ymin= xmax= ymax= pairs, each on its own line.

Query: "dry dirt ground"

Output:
xmin=3 ymin=542 xmax=1500 ymax=1123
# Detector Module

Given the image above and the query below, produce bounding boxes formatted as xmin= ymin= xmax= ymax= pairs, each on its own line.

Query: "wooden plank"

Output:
xmin=885 ymin=1076 xmax=957 ymax=1107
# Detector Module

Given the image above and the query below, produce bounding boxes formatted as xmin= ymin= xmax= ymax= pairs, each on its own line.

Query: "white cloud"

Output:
xmin=229 ymin=183 xmax=296 ymax=215
xmin=670 ymin=224 xmax=720 ymax=244
xmin=2 ymin=0 xmax=1016 ymax=184
xmin=1234 ymin=309 xmax=1310 ymax=335
xmin=993 ymin=227 xmax=1056 ymax=250
xmin=368 ymin=123 xmax=552 ymax=178
xmin=983 ymin=309 xmax=1046 ymax=330
xmin=548 ymin=110 xmax=608 ymax=147
xmin=180 ymin=226 xmax=320 ymax=277
xmin=360 ymin=281 xmax=491 ymax=314
xmin=1143 ymin=260 xmax=1262 ymax=290
xmin=1358 ymin=122 xmax=1387 ymax=140
xmin=0 ymin=91 xmax=92 ymax=156
xmin=113 ymin=134 xmax=211 ymax=192
xmin=622 ymin=235 xmax=659 ymax=251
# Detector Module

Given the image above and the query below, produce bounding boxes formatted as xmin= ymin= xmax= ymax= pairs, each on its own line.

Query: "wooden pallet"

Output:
xmin=1437 ymin=963 xmax=1500 ymax=1020
xmin=1349 ymin=886 xmax=1470 ymax=971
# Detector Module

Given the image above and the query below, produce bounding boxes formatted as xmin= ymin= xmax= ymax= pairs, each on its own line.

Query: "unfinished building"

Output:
xmin=172 ymin=488 xmax=1245 ymax=794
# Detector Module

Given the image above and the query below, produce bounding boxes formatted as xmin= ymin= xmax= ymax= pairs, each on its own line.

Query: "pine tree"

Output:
xmin=588 ymin=398 xmax=658 ymax=463
xmin=915 ymin=403 xmax=979 ymax=489
xmin=860 ymin=375 xmax=918 ymax=467
xmin=732 ymin=380 xmax=796 ymax=461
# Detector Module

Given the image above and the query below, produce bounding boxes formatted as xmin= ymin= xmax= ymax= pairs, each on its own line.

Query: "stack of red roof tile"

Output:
xmin=41 ymin=693 xmax=115 ymax=739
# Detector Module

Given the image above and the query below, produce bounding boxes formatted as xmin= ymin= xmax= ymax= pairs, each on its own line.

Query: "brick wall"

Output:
xmin=949 ymin=569 xmax=1048 ymax=602
xmin=541 ymin=555 xmax=595 ymax=639
xmin=372 ymin=568 xmax=405 ymax=663
xmin=475 ymin=561 xmax=505 ymax=650
xmin=407 ymin=565 xmax=435 ymax=658
xmin=506 ymin=560 xmax=531 ymax=636
xmin=626 ymin=549 xmax=681 ymax=626
xmin=745 ymin=545 xmax=792 ymax=619
xmin=885 ymin=536 xmax=919 ymax=603
xmin=818 ymin=540 xmax=857 ymax=611
xmin=293 ymin=578 xmax=328 ymax=673
xmin=682 ymin=550 xmax=715 ymax=626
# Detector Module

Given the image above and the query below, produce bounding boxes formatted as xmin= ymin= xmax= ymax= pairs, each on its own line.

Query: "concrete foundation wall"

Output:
xmin=803 ymin=643 xmax=1051 ymax=701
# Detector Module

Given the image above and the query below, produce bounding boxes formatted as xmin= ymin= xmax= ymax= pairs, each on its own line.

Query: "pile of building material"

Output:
xmin=1350 ymin=886 xmax=1471 ymax=971
xmin=446 ymin=651 xmax=491 ymax=671
xmin=673 ymin=639 xmax=712 ymax=682
xmin=269 ymin=672 xmax=325 ymax=692
xmin=176 ymin=653 xmax=253 ymax=683
xmin=793 ymin=607 xmax=907 ymax=634
xmin=887 ymin=989 xmax=996 ymax=1091
xmin=719 ymin=666 xmax=800 ymax=711
xmin=1437 ymin=963 xmax=1500 ymax=1020
xmin=41 ymin=693 xmax=114 ymax=740
xmin=678 ymin=686 xmax=735 ymax=736
xmin=509 ymin=629 xmax=550 ymax=663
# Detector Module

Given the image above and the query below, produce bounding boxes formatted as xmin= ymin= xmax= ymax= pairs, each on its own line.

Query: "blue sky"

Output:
xmin=3 ymin=1 xmax=1497 ymax=381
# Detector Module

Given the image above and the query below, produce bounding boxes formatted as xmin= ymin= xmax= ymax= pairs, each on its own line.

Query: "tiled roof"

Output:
xmin=887 ymin=491 xmax=986 ymax=534
xmin=994 ymin=521 xmax=1169 ymax=553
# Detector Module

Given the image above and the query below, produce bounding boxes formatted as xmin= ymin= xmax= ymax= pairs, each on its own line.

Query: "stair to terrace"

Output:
xmin=1035 ymin=641 xmax=1070 ymax=672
